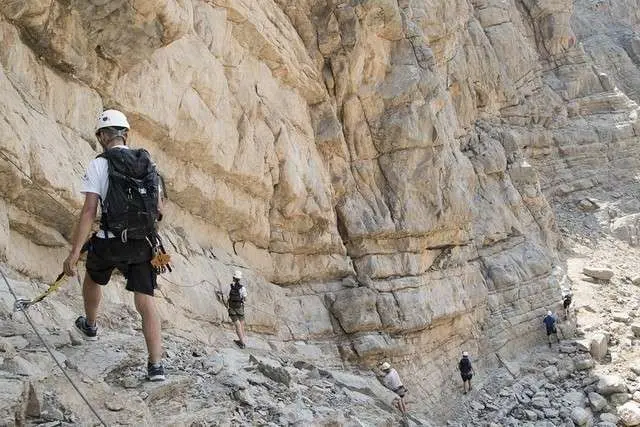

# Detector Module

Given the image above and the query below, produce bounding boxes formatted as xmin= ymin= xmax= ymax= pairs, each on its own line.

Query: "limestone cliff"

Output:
xmin=1 ymin=0 xmax=639 ymax=420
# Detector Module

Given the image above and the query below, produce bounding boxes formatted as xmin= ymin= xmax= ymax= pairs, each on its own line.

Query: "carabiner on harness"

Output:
xmin=146 ymin=234 xmax=172 ymax=274
xmin=13 ymin=272 xmax=67 ymax=312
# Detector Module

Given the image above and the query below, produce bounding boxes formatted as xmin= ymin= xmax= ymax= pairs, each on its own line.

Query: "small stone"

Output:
xmin=524 ymin=409 xmax=538 ymax=421
xmin=234 ymin=389 xmax=256 ymax=406
xmin=0 ymin=337 xmax=16 ymax=358
xmin=41 ymin=406 xmax=64 ymax=422
xmin=633 ymin=391 xmax=640 ymax=402
xmin=559 ymin=344 xmax=577 ymax=354
xmin=122 ymin=376 xmax=139 ymax=389
xmin=532 ymin=397 xmax=551 ymax=409
xmin=575 ymin=358 xmax=595 ymax=371
xmin=588 ymin=392 xmax=608 ymax=412
xmin=105 ymin=397 xmax=125 ymax=412
xmin=614 ymin=313 xmax=631 ymax=324
xmin=68 ymin=329 xmax=83 ymax=346
xmin=578 ymin=199 xmax=599 ymax=211
xmin=631 ymin=325 xmax=640 ymax=338
xmin=544 ymin=366 xmax=559 ymax=381
xmin=564 ymin=390 xmax=587 ymax=407
xmin=632 ymin=277 xmax=640 ymax=286
xmin=203 ymin=355 xmax=224 ymax=375
xmin=342 ymin=277 xmax=358 ymax=287
xmin=583 ymin=267 xmax=614 ymax=281
xmin=543 ymin=407 xmax=559 ymax=418
xmin=571 ymin=407 xmax=591 ymax=426
xmin=470 ymin=400 xmax=484 ymax=411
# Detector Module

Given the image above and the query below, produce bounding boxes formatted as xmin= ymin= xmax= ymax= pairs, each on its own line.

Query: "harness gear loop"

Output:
xmin=147 ymin=234 xmax=172 ymax=274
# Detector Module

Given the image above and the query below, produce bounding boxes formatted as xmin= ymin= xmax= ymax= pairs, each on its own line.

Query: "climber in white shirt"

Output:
xmin=379 ymin=361 xmax=408 ymax=414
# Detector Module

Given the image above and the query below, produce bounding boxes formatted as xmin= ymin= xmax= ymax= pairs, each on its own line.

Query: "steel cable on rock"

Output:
xmin=2 ymin=149 xmax=315 ymax=334
xmin=0 ymin=267 xmax=108 ymax=426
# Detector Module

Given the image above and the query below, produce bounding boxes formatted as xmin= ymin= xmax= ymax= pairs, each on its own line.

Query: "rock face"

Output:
xmin=1 ymin=0 xmax=640 ymax=422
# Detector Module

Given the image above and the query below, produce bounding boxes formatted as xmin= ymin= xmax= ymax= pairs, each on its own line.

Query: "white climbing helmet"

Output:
xmin=380 ymin=362 xmax=391 ymax=371
xmin=233 ymin=270 xmax=243 ymax=279
xmin=547 ymin=310 xmax=553 ymax=316
xmin=95 ymin=109 xmax=130 ymax=133
xmin=462 ymin=351 xmax=469 ymax=357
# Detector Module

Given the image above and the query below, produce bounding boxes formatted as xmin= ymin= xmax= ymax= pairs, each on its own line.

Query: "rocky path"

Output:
xmin=0 ymin=268 xmax=425 ymax=426
xmin=442 ymin=188 xmax=640 ymax=427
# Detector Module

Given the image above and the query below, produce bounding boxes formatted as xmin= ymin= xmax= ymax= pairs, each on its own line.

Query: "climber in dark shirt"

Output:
xmin=458 ymin=351 xmax=474 ymax=394
xmin=543 ymin=311 xmax=558 ymax=348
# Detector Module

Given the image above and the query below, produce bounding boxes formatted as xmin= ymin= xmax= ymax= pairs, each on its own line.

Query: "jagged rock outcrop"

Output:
xmin=2 ymin=0 xmax=640 ymax=423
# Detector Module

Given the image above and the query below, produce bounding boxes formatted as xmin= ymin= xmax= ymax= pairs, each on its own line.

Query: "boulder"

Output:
xmin=619 ymin=401 xmax=640 ymax=426
xmin=590 ymin=334 xmax=609 ymax=361
xmin=599 ymin=412 xmax=618 ymax=424
xmin=256 ymin=360 xmax=291 ymax=386
xmin=597 ymin=375 xmax=627 ymax=396
xmin=0 ymin=378 xmax=38 ymax=425
xmin=582 ymin=268 xmax=614 ymax=281
xmin=611 ymin=393 xmax=632 ymax=406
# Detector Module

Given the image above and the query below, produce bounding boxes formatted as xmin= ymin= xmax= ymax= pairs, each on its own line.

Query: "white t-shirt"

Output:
xmin=382 ymin=369 xmax=403 ymax=390
xmin=80 ymin=146 xmax=127 ymax=238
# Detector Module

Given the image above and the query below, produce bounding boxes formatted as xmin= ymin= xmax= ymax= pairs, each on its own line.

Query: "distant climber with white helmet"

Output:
xmin=458 ymin=351 xmax=474 ymax=394
xmin=227 ymin=270 xmax=248 ymax=348
xmin=378 ymin=361 xmax=408 ymax=414
xmin=63 ymin=109 xmax=167 ymax=381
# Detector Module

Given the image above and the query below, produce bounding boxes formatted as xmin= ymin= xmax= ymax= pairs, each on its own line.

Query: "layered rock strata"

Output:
xmin=1 ymin=0 xmax=639 ymax=416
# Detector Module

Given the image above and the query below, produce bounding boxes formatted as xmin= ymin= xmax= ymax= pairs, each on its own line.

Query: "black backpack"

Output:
xmin=459 ymin=357 xmax=472 ymax=374
xmin=99 ymin=148 xmax=160 ymax=240
xmin=228 ymin=283 xmax=244 ymax=308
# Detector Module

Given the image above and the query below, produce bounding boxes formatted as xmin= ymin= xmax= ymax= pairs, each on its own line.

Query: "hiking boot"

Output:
xmin=75 ymin=316 xmax=98 ymax=341
xmin=234 ymin=339 xmax=246 ymax=349
xmin=147 ymin=362 xmax=166 ymax=381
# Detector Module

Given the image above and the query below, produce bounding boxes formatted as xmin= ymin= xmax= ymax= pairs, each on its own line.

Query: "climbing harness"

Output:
xmin=0 ymin=267 xmax=108 ymax=426
xmin=13 ymin=272 xmax=67 ymax=312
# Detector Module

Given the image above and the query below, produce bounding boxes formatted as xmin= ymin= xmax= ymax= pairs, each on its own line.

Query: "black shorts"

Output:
xmin=563 ymin=299 xmax=571 ymax=309
xmin=394 ymin=386 xmax=407 ymax=398
xmin=85 ymin=236 xmax=157 ymax=296
xmin=461 ymin=372 xmax=472 ymax=381
xmin=546 ymin=326 xmax=557 ymax=336
xmin=228 ymin=306 xmax=245 ymax=321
